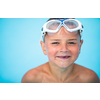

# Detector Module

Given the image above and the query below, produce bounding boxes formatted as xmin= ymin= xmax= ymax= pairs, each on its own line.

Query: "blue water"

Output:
xmin=0 ymin=18 xmax=100 ymax=83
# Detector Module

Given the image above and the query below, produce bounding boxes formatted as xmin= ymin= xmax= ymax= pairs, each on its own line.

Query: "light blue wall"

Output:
xmin=0 ymin=18 xmax=100 ymax=83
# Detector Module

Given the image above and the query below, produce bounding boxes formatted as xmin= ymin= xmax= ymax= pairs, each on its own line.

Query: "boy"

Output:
xmin=21 ymin=18 xmax=99 ymax=83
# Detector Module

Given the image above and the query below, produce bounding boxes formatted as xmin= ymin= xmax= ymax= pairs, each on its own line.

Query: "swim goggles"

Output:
xmin=40 ymin=18 xmax=83 ymax=41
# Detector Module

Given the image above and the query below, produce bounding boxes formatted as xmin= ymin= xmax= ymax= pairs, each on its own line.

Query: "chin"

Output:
xmin=49 ymin=58 xmax=75 ymax=68
xmin=56 ymin=62 xmax=73 ymax=69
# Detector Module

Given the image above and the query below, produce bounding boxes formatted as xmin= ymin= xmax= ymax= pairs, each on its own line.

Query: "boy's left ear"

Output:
xmin=79 ymin=39 xmax=83 ymax=52
xmin=40 ymin=41 xmax=47 ymax=55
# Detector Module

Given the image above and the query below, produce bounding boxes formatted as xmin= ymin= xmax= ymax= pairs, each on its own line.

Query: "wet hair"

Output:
xmin=47 ymin=18 xmax=75 ymax=21
xmin=43 ymin=18 xmax=81 ymax=42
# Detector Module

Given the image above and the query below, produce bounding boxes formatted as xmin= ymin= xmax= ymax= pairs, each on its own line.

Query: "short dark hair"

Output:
xmin=47 ymin=18 xmax=75 ymax=22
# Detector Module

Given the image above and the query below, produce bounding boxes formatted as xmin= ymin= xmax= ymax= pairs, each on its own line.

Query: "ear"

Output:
xmin=40 ymin=41 xmax=47 ymax=55
xmin=79 ymin=39 xmax=83 ymax=53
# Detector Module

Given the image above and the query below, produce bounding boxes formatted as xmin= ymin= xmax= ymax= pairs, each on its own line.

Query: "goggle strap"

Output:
xmin=40 ymin=32 xmax=44 ymax=42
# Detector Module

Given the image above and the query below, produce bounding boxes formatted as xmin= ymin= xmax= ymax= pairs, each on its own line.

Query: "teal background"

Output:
xmin=0 ymin=18 xmax=100 ymax=83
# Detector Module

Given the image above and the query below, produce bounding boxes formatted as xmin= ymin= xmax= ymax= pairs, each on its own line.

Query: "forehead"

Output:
xmin=45 ymin=33 xmax=79 ymax=41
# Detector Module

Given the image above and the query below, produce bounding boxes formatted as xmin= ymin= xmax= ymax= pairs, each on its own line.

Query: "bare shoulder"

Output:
xmin=21 ymin=64 xmax=44 ymax=83
xmin=74 ymin=63 xmax=99 ymax=83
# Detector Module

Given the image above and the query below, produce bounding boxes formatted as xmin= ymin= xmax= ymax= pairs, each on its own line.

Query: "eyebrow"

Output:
xmin=68 ymin=39 xmax=77 ymax=41
xmin=50 ymin=39 xmax=61 ymax=41
xmin=50 ymin=39 xmax=77 ymax=41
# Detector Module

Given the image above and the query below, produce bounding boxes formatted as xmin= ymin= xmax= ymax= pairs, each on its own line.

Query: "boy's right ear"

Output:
xmin=40 ymin=41 xmax=47 ymax=55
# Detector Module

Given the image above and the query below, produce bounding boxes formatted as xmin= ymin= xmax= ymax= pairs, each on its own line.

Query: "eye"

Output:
xmin=52 ymin=42 xmax=59 ymax=44
xmin=68 ymin=42 xmax=76 ymax=45
xmin=69 ymin=42 xmax=75 ymax=44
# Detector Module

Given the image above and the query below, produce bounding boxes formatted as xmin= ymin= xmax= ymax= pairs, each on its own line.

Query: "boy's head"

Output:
xmin=40 ymin=18 xmax=83 ymax=68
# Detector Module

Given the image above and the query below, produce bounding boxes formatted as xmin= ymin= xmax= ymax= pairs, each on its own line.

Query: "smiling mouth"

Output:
xmin=56 ymin=56 xmax=71 ymax=59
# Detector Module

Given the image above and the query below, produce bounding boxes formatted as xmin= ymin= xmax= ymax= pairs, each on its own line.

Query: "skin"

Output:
xmin=21 ymin=27 xmax=99 ymax=83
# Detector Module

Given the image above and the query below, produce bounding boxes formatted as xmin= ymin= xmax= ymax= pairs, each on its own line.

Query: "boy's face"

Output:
xmin=40 ymin=27 xmax=83 ymax=68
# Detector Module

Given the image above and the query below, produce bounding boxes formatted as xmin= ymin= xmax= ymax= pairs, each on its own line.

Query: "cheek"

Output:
xmin=45 ymin=45 xmax=58 ymax=57
xmin=69 ymin=45 xmax=80 ymax=57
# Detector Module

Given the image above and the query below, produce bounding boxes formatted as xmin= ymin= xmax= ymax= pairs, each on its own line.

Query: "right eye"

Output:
xmin=52 ymin=42 xmax=59 ymax=44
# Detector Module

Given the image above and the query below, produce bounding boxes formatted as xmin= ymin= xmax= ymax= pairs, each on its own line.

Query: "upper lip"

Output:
xmin=56 ymin=55 xmax=71 ymax=57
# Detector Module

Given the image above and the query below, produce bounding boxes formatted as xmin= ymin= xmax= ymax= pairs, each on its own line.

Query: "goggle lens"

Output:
xmin=64 ymin=20 xmax=78 ymax=29
xmin=46 ymin=21 xmax=61 ymax=30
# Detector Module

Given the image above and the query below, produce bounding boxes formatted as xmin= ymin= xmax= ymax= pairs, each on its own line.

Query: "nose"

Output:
xmin=60 ymin=43 xmax=69 ymax=53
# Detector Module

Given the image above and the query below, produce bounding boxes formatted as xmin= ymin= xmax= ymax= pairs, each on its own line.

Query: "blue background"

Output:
xmin=0 ymin=18 xmax=100 ymax=83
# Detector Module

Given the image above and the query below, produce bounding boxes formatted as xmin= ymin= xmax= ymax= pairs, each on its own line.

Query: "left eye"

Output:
xmin=69 ymin=42 xmax=76 ymax=44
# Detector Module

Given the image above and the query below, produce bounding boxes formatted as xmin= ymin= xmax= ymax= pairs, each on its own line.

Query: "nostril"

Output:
xmin=60 ymin=51 xmax=68 ymax=53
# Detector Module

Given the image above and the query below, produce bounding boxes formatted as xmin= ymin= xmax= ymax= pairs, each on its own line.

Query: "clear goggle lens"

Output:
xmin=64 ymin=20 xmax=78 ymax=29
xmin=46 ymin=21 xmax=60 ymax=30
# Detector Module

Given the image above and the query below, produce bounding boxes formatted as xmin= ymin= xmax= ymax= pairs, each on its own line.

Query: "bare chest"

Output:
xmin=41 ymin=74 xmax=83 ymax=83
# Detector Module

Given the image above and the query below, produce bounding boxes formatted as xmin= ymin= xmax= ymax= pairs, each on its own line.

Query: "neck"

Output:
xmin=48 ymin=62 xmax=74 ymax=82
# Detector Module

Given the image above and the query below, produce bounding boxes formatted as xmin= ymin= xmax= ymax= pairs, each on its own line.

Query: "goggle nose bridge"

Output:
xmin=58 ymin=21 xmax=68 ymax=30
xmin=56 ymin=18 xmax=69 ymax=27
